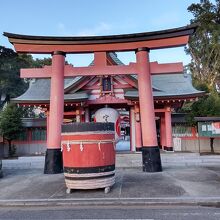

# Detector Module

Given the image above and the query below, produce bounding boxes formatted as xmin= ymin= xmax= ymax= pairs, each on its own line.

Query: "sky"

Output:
xmin=0 ymin=0 xmax=201 ymax=66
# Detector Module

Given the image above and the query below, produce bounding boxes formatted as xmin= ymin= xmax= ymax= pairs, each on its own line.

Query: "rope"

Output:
xmin=61 ymin=139 xmax=115 ymax=144
xmin=61 ymin=139 xmax=116 ymax=152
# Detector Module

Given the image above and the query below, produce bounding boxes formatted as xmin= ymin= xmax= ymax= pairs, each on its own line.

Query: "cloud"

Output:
xmin=149 ymin=12 xmax=181 ymax=29
xmin=57 ymin=22 xmax=71 ymax=35
xmin=76 ymin=22 xmax=112 ymax=36
xmin=56 ymin=22 xmax=112 ymax=36
xmin=57 ymin=22 xmax=65 ymax=31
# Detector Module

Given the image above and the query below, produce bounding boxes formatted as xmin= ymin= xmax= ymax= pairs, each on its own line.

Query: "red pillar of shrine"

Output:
xmin=46 ymin=112 xmax=50 ymax=144
xmin=136 ymin=48 xmax=162 ymax=172
xmin=164 ymin=106 xmax=173 ymax=151
xmin=160 ymin=114 xmax=166 ymax=150
xmin=134 ymin=105 xmax=142 ymax=151
xmin=44 ymin=51 xmax=65 ymax=174
xmin=135 ymin=121 xmax=142 ymax=151
xmin=130 ymin=107 xmax=136 ymax=151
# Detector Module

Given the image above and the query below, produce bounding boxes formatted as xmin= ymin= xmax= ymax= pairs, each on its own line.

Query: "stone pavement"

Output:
xmin=1 ymin=153 xmax=220 ymax=207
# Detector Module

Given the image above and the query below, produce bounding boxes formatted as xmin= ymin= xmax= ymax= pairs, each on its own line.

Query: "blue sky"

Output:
xmin=0 ymin=0 xmax=201 ymax=66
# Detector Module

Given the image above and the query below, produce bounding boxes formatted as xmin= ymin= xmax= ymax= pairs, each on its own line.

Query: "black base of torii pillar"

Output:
xmin=142 ymin=147 xmax=162 ymax=172
xmin=44 ymin=149 xmax=63 ymax=174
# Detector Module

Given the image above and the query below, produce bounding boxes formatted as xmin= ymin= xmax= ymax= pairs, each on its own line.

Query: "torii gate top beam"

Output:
xmin=3 ymin=24 xmax=197 ymax=54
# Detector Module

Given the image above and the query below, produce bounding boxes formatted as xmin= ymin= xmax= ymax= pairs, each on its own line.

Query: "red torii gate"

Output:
xmin=4 ymin=24 xmax=196 ymax=174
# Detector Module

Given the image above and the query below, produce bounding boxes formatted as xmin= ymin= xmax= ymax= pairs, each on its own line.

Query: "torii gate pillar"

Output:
xmin=136 ymin=48 xmax=162 ymax=172
xmin=44 ymin=51 xmax=65 ymax=174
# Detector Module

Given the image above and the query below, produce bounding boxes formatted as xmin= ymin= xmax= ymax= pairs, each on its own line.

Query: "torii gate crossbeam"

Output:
xmin=20 ymin=60 xmax=183 ymax=78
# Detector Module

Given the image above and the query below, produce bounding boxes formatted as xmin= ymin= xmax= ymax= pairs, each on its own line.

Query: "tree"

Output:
xmin=31 ymin=57 xmax=52 ymax=68
xmin=183 ymin=0 xmax=220 ymax=125
xmin=193 ymin=92 xmax=220 ymax=116
xmin=0 ymin=46 xmax=52 ymax=100
xmin=0 ymin=104 xmax=24 ymax=156
xmin=186 ymin=0 xmax=220 ymax=90
xmin=0 ymin=46 xmax=30 ymax=98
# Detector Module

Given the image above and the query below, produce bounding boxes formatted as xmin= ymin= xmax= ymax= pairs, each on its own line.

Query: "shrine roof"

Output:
xmin=12 ymin=52 xmax=204 ymax=103
xmin=194 ymin=117 xmax=220 ymax=122
xmin=124 ymin=73 xmax=205 ymax=100
xmin=12 ymin=73 xmax=204 ymax=104
xmin=12 ymin=78 xmax=88 ymax=104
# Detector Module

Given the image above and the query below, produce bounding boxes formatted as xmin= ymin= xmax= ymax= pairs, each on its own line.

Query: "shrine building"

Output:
xmin=4 ymin=24 xmax=204 ymax=173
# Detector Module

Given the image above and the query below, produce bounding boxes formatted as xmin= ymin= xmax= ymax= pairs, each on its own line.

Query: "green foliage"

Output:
xmin=182 ymin=0 xmax=220 ymax=124
xmin=0 ymin=46 xmax=52 ymax=99
xmin=0 ymin=104 xmax=24 ymax=156
xmin=31 ymin=57 xmax=52 ymax=68
xmin=184 ymin=92 xmax=220 ymax=125
xmin=0 ymin=104 xmax=24 ymax=141
xmin=0 ymin=46 xmax=30 ymax=98
xmin=186 ymin=0 xmax=220 ymax=89
xmin=192 ymin=92 xmax=220 ymax=116
xmin=192 ymin=75 xmax=210 ymax=92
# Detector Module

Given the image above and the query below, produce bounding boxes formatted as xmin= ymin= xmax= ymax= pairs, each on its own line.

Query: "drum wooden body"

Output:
xmin=61 ymin=123 xmax=115 ymax=190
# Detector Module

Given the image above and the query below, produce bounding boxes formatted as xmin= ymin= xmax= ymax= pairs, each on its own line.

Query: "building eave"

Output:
xmin=124 ymin=91 xmax=206 ymax=100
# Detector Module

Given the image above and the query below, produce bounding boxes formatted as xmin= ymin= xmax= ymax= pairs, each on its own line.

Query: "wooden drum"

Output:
xmin=61 ymin=122 xmax=115 ymax=193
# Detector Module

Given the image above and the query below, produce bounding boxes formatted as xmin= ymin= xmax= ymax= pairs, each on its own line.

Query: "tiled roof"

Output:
xmin=194 ymin=117 xmax=220 ymax=122
xmin=124 ymin=73 xmax=204 ymax=99
xmin=12 ymin=53 xmax=204 ymax=103
xmin=12 ymin=78 xmax=88 ymax=103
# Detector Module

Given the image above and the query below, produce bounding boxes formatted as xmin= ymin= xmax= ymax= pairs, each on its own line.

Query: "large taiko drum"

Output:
xmin=94 ymin=107 xmax=120 ymax=142
xmin=61 ymin=122 xmax=115 ymax=193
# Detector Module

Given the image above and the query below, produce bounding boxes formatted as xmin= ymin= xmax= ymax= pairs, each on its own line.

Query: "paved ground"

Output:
xmin=1 ymin=153 xmax=220 ymax=207
xmin=1 ymin=205 xmax=220 ymax=219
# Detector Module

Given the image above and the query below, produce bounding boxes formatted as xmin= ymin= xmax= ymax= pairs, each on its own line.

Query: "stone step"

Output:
xmin=2 ymin=153 xmax=220 ymax=169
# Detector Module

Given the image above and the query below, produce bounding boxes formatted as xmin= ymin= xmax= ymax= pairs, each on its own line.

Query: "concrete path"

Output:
xmin=1 ymin=153 xmax=220 ymax=206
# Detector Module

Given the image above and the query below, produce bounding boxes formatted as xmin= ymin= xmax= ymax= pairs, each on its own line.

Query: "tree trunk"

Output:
xmin=8 ymin=140 xmax=12 ymax=157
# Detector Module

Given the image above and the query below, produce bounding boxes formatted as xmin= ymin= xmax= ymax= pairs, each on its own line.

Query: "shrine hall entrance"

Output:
xmin=89 ymin=107 xmax=131 ymax=152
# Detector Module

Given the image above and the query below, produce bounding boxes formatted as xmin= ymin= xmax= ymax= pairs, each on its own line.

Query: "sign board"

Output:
xmin=198 ymin=122 xmax=220 ymax=137
xmin=212 ymin=122 xmax=220 ymax=134
xmin=173 ymin=137 xmax=181 ymax=151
